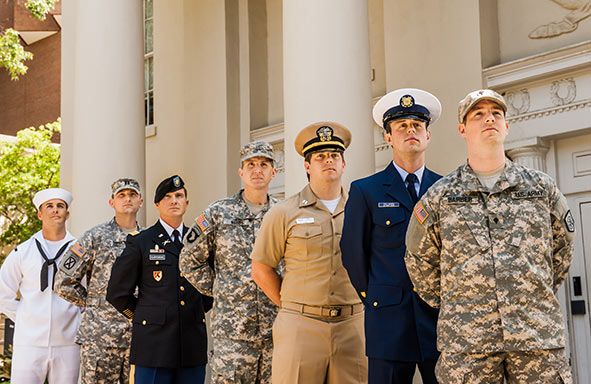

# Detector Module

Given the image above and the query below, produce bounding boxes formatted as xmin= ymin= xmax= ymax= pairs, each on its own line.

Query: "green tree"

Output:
xmin=0 ymin=0 xmax=59 ymax=80
xmin=0 ymin=120 xmax=61 ymax=262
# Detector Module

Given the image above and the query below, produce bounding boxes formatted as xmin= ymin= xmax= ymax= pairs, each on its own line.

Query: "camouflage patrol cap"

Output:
xmin=111 ymin=178 xmax=141 ymax=196
xmin=458 ymin=89 xmax=507 ymax=123
xmin=240 ymin=141 xmax=275 ymax=162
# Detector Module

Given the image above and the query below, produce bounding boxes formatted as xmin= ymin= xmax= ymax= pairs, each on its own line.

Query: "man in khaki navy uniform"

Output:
xmin=107 ymin=175 xmax=213 ymax=384
xmin=251 ymin=122 xmax=367 ymax=384
xmin=55 ymin=178 xmax=143 ymax=384
xmin=405 ymin=89 xmax=574 ymax=383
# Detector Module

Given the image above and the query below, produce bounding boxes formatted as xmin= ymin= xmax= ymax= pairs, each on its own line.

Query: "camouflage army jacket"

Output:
xmin=55 ymin=218 xmax=141 ymax=348
xmin=405 ymin=160 xmax=574 ymax=353
xmin=180 ymin=191 xmax=278 ymax=342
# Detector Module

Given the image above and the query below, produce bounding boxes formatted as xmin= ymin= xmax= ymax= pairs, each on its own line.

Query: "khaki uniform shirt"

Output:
xmin=252 ymin=184 xmax=359 ymax=306
xmin=405 ymin=160 xmax=574 ymax=354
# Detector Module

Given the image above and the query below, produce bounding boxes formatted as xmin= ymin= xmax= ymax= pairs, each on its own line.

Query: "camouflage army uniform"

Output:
xmin=405 ymin=160 xmax=574 ymax=383
xmin=180 ymin=191 xmax=278 ymax=384
xmin=55 ymin=218 xmax=140 ymax=384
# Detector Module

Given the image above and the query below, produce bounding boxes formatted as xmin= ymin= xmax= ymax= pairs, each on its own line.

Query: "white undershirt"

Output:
xmin=320 ymin=197 xmax=341 ymax=214
xmin=44 ymin=239 xmax=62 ymax=256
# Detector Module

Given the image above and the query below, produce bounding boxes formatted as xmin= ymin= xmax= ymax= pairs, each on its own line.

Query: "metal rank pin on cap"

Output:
xmin=294 ymin=121 xmax=352 ymax=157
xmin=372 ymin=88 xmax=442 ymax=130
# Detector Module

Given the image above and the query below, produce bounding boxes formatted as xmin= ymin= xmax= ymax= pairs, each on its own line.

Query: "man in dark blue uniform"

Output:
xmin=341 ymin=89 xmax=442 ymax=384
xmin=107 ymin=175 xmax=213 ymax=384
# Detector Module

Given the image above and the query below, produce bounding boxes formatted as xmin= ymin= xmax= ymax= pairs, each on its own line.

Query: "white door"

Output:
xmin=556 ymin=134 xmax=591 ymax=384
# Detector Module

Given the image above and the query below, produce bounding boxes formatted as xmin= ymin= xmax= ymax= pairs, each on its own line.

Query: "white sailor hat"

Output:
xmin=32 ymin=188 xmax=73 ymax=210
xmin=372 ymin=88 xmax=442 ymax=130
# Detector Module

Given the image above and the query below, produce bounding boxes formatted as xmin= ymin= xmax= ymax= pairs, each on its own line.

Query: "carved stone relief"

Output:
xmin=529 ymin=0 xmax=591 ymax=39
xmin=550 ymin=78 xmax=577 ymax=106
xmin=505 ymin=89 xmax=531 ymax=116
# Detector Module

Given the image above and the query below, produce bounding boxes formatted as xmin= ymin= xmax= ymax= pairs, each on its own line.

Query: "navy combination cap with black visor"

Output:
xmin=372 ymin=88 xmax=442 ymax=131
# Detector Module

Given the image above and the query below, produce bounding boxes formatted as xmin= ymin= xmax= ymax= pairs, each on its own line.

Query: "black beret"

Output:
xmin=154 ymin=175 xmax=185 ymax=203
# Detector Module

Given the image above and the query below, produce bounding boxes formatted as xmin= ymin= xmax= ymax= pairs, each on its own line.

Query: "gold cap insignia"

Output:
xmin=317 ymin=126 xmax=333 ymax=142
xmin=400 ymin=95 xmax=414 ymax=108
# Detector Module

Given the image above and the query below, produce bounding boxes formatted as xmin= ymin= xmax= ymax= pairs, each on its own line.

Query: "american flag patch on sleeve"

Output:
xmin=413 ymin=202 xmax=429 ymax=225
xmin=70 ymin=242 xmax=86 ymax=258
xmin=195 ymin=213 xmax=210 ymax=232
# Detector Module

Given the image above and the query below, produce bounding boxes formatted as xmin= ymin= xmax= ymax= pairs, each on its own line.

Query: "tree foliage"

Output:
xmin=0 ymin=0 xmax=59 ymax=80
xmin=0 ymin=120 xmax=61 ymax=261
xmin=0 ymin=28 xmax=33 ymax=80
xmin=25 ymin=0 xmax=58 ymax=21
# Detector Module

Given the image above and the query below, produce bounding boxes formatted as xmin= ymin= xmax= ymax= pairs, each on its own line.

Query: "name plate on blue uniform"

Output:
xmin=149 ymin=253 xmax=166 ymax=261
xmin=378 ymin=202 xmax=400 ymax=208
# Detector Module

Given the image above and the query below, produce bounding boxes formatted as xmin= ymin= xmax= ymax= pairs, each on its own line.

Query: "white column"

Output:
xmin=506 ymin=138 xmax=549 ymax=172
xmin=282 ymin=0 xmax=374 ymax=195
xmin=63 ymin=0 xmax=145 ymax=234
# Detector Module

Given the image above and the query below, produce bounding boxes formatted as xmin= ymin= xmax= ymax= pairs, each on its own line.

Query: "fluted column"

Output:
xmin=282 ymin=0 xmax=375 ymax=195
xmin=61 ymin=0 xmax=145 ymax=234
xmin=506 ymin=138 xmax=549 ymax=172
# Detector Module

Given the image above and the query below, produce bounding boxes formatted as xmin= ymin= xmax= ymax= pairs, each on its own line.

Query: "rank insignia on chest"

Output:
xmin=378 ymin=202 xmax=400 ymax=208
xmin=413 ymin=201 xmax=429 ymax=224
xmin=153 ymin=270 xmax=163 ymax=282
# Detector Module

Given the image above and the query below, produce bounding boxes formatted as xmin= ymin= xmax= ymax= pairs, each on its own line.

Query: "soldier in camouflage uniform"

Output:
xmin=404 ymin=89 xmax=575 ymax=383
xmin=54 ymin=178 xmax=143 ymax=384
xmin=180 ymin=141 xmax=278 ymax=384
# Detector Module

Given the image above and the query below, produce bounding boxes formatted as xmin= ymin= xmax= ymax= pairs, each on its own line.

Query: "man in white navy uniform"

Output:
xmin=0 ymin=188 xmax=81 ymax=383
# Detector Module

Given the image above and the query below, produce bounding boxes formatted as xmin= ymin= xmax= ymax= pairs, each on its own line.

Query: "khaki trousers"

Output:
xmin=271 ymin=309 xmax=367 ymax=384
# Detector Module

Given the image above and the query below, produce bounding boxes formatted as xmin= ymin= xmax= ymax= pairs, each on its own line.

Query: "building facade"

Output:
xmin=58 ymin=0 xmax=591 ymax=382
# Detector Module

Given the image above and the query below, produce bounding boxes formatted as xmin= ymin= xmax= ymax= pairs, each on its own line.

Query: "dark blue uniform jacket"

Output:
xmin=107 ymin=221 xmax=213 ymax=368
xmin=341 ymin=162 xmax=441 ymax=362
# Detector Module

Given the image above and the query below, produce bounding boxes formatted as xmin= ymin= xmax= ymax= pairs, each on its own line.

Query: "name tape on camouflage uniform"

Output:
xmin=511 ymin=190 xmax=546 ymax=199
xmin=445 ymin=195 xmax=478 ymax=204
xmin=378 ymin=202 xmax=400 ymax=208
xmin=413 ymin=201 xmax=429 ymax=224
